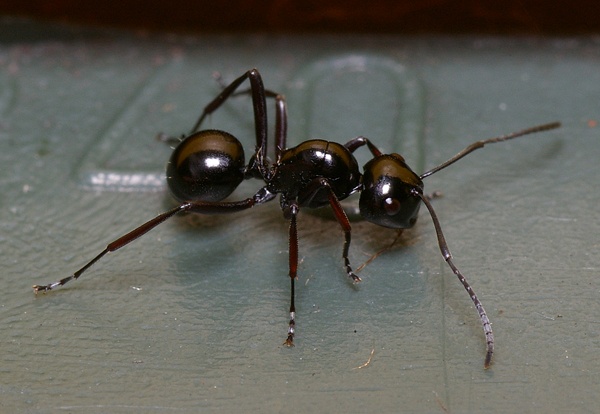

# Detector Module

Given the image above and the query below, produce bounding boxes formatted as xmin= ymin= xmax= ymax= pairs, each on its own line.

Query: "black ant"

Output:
xmin=33 ymin=68 xmax=560 ymax=369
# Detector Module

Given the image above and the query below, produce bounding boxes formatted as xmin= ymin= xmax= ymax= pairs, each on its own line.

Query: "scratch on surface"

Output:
xmin=535 ymin=312 xmax=557 ymax=321
xmin=352 ymin=348 xmax=375 ymax=370
xmin=55 ymin=405 xmax=182 ymax=411
xmin=433 ymin=390 xmax=450 ymax=413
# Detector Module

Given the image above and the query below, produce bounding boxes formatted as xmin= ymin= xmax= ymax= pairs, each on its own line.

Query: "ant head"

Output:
xmin=166 ymin=130 xmax=246 ymax=202
xmin=359 ymin=153 xmax=424 ymax=229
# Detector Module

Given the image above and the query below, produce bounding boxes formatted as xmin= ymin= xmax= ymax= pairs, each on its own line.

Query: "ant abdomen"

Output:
xmin=166 ymin=129 xmax=246 ymax=202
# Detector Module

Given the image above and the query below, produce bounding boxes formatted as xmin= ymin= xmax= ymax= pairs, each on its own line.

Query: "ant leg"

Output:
xmin=32 ymin=204 xmax=186 ymax=293
xmin=33 ymin=187 xmax=276 ymax=294
xmin=344 ymin=136 xmax=383 ymax=157
xmin=189 ymin=69 xmax=269 ymax=162
xmin=214 ymin=83 xmax=287 ymax=166
xmin=326 ymin=188 xmax=361 ymax=283
xmin=415 ymin=190 xmax=494 ymax=369
xmin=271 ymin=91 xmax=287 ymax=163
xmin=355 ymin=191 xmax=441 ymax=273
xmin=245 ymin=90 xmax=286 ymax=180
xmin=283 ymin=201 xmax=299 ymax=346
xmin=356 ymin=229 xmax=404 ymax=273
xmin=300 ymin=178 xmax=361 ymax=283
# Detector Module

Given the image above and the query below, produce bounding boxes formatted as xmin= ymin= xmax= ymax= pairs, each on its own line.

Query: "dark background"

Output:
xmin=0 ymin=1 xmax=596 ymax=34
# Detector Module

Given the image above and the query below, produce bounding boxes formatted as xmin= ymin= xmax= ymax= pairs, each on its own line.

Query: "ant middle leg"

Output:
xmin=283 ymin=200 xmax=299 ymax=347
xmin=326 ymin=187 xmax=361 ymax=283
xmin=299 ymin=178 xmax=361 ymax=283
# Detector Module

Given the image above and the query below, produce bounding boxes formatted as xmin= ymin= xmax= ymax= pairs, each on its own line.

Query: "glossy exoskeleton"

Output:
xmin=33 ymin=68 xmax=560 ymax=369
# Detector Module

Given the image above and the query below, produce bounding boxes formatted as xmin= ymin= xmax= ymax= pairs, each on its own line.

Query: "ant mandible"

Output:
xmin=33 ymin=68 xmax=560 ymax=369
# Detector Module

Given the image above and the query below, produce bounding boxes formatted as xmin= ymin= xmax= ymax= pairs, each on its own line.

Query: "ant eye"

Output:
xmin=384 ymin=197 xmax=402 ymax=216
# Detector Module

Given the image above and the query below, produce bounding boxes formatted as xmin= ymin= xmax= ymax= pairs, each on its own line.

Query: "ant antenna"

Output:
xmin=416 ymin=191 xmax=494 ymax=368
xmin=420 ymin=122 xmax=561 ymax=179
xmin=412 ymin=121 xmax=560 ymax=368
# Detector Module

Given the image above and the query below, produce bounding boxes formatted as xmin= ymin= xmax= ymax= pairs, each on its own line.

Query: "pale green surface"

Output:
xmin=1 ymin=21 xmax=599 ymax=412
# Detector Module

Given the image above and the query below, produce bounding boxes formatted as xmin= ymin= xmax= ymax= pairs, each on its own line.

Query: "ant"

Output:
xmin=33 ymin=68 xmax=560 ymax=369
